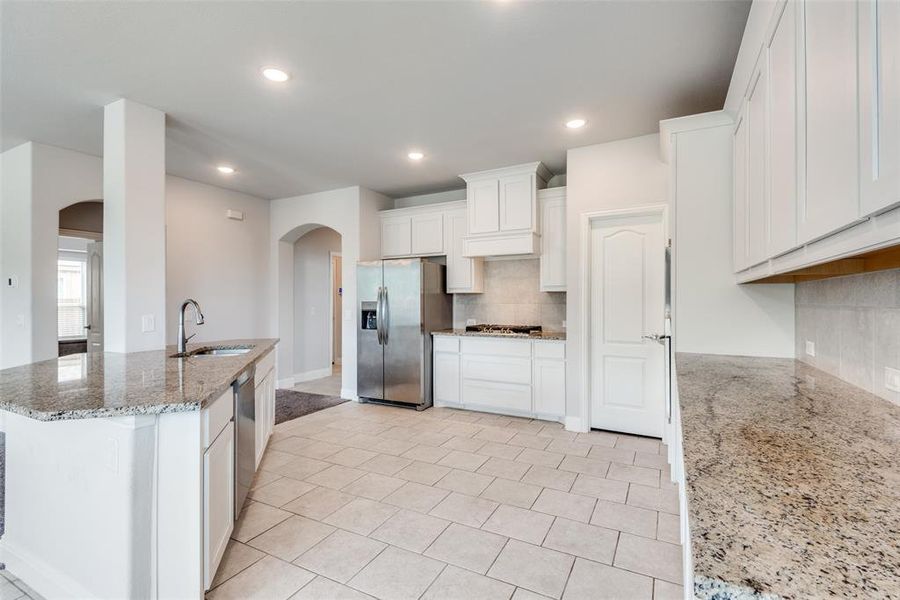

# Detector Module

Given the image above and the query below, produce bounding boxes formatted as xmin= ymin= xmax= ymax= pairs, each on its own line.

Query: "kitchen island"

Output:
xmin=0 ymin=339 xmax=277 ymax=599
xmin=675 ymin=353 xmax=900 ymax=599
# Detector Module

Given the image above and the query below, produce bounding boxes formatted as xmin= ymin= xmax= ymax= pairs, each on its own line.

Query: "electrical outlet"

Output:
xmin=805 ymin=341 xmax=815 ymax=357
xmin=885 ymin=367 xmax=900 ymax=393
xmin=141 ymin=314 xmax=155 ymax=333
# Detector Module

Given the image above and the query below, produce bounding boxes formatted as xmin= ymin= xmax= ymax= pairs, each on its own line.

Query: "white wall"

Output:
xmin=292 ymin=226 xmax=341 ymax=378
xmin=671 ymin=122 xmax=794 ymax=357
xmin=564 ymin=134 xmax=669 ymax=426
xmin=165 ymin=176 xmax=271 ymax=345
xmin=393 ymin=188 xmax=465 ymax=209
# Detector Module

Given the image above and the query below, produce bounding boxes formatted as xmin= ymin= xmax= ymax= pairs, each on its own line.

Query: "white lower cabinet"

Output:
xmin=432 ymin=336 xmax=565 ymax=420
xmin=254 ymin=351 xmax=276 ymax=469
xmin=203 ymin=420 xmax=234 ymax=590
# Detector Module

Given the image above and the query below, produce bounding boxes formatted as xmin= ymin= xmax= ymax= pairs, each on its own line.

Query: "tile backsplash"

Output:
xmin=795 ymin=268 xmax=900 ymax=405
xmin=453 ymin=258 xmax=566 ymax=331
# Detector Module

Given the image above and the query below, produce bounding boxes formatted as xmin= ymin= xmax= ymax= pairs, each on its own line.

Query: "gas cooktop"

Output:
xmin=465 ymin=324 xmax=543 ymax=336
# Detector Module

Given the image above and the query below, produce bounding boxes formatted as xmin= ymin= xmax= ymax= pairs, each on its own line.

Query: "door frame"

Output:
xmin=329 ymin=251 xmax=343 ymax=368
xmin=578 ymin=203 xmax=669 ymax=433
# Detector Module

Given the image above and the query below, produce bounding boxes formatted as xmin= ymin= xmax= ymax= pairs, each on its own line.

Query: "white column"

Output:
xmin=103 ymin=99 xmax=167 ymax=352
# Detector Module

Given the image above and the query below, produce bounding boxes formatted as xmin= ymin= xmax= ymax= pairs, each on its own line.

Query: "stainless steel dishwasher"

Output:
xmin=233 ymin=368 xmax=255 ymax=518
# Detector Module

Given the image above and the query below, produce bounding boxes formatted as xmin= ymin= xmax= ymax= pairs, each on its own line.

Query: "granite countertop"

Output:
xmin=675 ymin=353 xmax=900 ymax=599
xmin=432 ymin=329 xmax=567 ymax=341
xmin=0 ymin=339 xmax=278 ymax=421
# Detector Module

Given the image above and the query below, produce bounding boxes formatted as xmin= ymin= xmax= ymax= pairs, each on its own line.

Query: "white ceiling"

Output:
xmin=2 ymin=1 xmax=749 ymax=200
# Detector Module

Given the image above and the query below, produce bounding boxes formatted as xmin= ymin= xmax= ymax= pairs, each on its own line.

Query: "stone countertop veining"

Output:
xmin=0 ymin=339 xmax=278 ymax=422
xmin=432 ymin=329 xmax=567 ymax=341
xmin=675 ymin=353 xmax=900 ymax=600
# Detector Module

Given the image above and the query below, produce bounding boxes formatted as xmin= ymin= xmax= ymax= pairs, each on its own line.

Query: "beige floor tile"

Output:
xmin=401 ymin=444 xmax=451 ymax=464
xmin=477 ymin=442 xmax=524 ymax=460
xmin=305 ymin=465 xmax=367 ymax=490
xmin=574 ymin=431 xmax=618 ymax=448
xmin=348 ymin=546 xmax=446 ymax=600
xmin=267 ymin=456 xmax=332 ymax=481
xmin=435 ymin=469 xmax=495 ymax=496
xmin=249 ymin=477 xmax=316 ymax=507
xmin=328 ymin=447 xmax=380 ymax=468
xmin=341 ymin=473 xmax=406 ymax=501
xmin=474 ymin=426 xmax=517 ymax=444
xmin=511 ymin=588 xmax=552 ymax=600
xmin=269 ymin=436 xmax=317 ymax=456
xmin=372 ymin=438 xmax=418 ymax=456
xmin=586 ymin=445 xmax=636 ymax=465
xmin=487 ymin=539 xmax=574 ymax=599
xmin=207 ymin=555 xmax=315 ymax=600
xmin=545 ymin=439 xmax=592 ymax=458
xmin=536 ymin=425 xmax=577 ymax=441
xmin=233 ymin=501 xmax=293 ymax=543
xmin=657 ymin=512 xmax=680 ymax=544
xmin=627 ymin=484 xmax=679 ymax=515
xmin=294 ymin=529 xmax=386 ymax=583
xmin=309 ymin=428 xmax=355 ymax=444
xmin=371 ymin=509 xmax=451 ymax=552
xmin=380 ymin=426 xmax=419 ymax=441
xmin=346 ymin=433 xmax=386 ymax=450
xmin=521 ymin=465 xmax=576 ymax=492
xmin=293 ymin=440 xmax=345 ymax=460
xmin=0 ymin=579 xmax=24 ymax=600
xmin=606 ymin=463 xmax=660 ymax=488
xmin=409 ymin=431 xmax=453 ymax=447
xmin=477 ymin=457 xmax=531 ymax=481
xmin=282 ymin=486 xmax=355 ymax=520
xmin=211 ymin=540 xmax=266 ymax=588
xmin=323 ymin=497 xmax=399 ymax=535
xmin=429 ymin=492 xmax=499 ymax=527
xmin=438 ymin=450 xmax=490 ymax=471
xmin=613 ymin=533 xmax=682 ymax=584
xmin=515 ymin=448 xmax=564 ymax=468
xmin=542 ymin=518 xmax=618 ymax=565
xmin=251 ymin=469 xmax=283 ymax=490
xmin=383 ymin=481 xmax=450 ymax=513
xmin=614 ymin=435 xmax=661 ymax=454
xmin=652 ymin=579 xmax=685 ymax=600
xmin=482 ymin=504 xmax=554 ymax=545
xmin=590 ymin=499 xmax=657 ymax=538
xmin=480 ymin=478 xmax=542 ymax=509
xmin=396 ymin=461 xmax=452 ymax=485
xmin=532 ymin=489 xmax=596 ymax=523
xmin=633 ymin=450 xmax=669 ymax=469
xmin=562 ymin=558 xmax=652 ymax=600
xmin=289 ymin=576 xmax=374 ymax=600
xmin=508 ymin=433 xmax=551 ymax=450
xmin=442 ymin=422 xmax=482 ymax=437
xmin=247 ymin=515 xmax=335 ymax=561
xmin=424 ymin=523 xmax=508 ymax=574
xmin=557 ymin=456 xmax=610 ymax=478
xmin=569 ymin=474 xmax=629 ymax=503
xmin=422 ymin=565 xmax=515 ymax=600
xmin=358 ymin=454 xmax=414 ymax=476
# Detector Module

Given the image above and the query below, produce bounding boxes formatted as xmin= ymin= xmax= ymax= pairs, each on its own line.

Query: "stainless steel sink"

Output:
xmin=170 ymin=345 xmax=254 ymax=358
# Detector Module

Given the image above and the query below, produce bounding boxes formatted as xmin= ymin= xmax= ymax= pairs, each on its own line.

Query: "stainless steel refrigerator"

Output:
xmin=357 ymin=259 xmax=452 ymax=409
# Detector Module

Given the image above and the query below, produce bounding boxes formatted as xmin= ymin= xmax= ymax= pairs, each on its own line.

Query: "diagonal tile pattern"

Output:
xmin=207 ymin=401 xmax=684 ymax=600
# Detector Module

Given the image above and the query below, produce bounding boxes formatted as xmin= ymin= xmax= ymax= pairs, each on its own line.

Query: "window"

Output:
xmin=58 ymin=258 xmax=87 ymax=339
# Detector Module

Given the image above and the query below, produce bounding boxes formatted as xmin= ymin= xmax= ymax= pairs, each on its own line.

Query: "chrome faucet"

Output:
xmin=177 ymin=298 xmax=205 ymax=354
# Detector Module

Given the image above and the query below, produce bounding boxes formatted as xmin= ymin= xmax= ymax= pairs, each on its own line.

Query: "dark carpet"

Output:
xmin=275 ymin=389 xmax=347 ymax=424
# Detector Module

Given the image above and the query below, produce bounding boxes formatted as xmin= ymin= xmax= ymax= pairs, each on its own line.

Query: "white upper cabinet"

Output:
xmin=859 ymin=0 xmax=900 ymax=216
xmin=381 ymin=215 xmax=412 ymax=257
xmin=445 ymin=206 xmax=484 ymax=293
xmin=767 ymin=0 xmax=800 ymax=256
xmin=539 ymin=187 xmax=566 ymax=292
xmin=461 ymin=162 xmax=552 ymax=257
xmin=411 ymin=212 xmax=444 ymax=255
xmin=380 ymin=208 xmax=445 ymax=258
xmin=746 ymin=52 xmax=769 ymax=266
xmin=800 ymin=0 xmax=860 ymax=242
xmin=733 ymin=105 xmax=750 ymax=272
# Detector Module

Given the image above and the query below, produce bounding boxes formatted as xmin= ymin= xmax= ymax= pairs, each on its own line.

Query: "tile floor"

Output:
xmin=293 ymin=364 xmax=342 ymax=397
xmin=208 ymin=401 xmax=683 ymax=600
xmin=0 ymin=567 xmax=43 ymax=600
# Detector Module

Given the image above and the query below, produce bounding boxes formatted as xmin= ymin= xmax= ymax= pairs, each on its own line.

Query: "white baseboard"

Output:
xmin=1 ymin=541 xmax=96 ymax=599
xmin=564 ymin=416 xmax=589 ymax=433
xmin=292 ymin=367 xmax=332 ymax=383
xmin=341 ymin=388 xmax=359 ymax=401
xmin=276 ymin=377 xmax=295 ymax=389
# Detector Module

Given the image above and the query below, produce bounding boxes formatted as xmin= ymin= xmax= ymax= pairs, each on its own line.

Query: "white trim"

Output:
xmin=564 ymin=415 xmax=588 ymax=433
xmin=292 ymin=367 xmax=332 ymax=383
xmin=329 ymin=251 xmax=342 ymax=367
xmin=340 ymin=388 xmax=359 ymax=402
xmin=276 ymin=377 xmax=295 ymax=389
xmin=658 ymin=110 xmax=734 ymax=163
xmin=579 ymin=203 xmax=669 ymax=434
xmin=1 ymin=542 xmax=96 ymax=599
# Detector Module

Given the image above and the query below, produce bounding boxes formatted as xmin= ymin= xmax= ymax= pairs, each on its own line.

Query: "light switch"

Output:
xmin=141 ymin=314 xmax=155 ymax=333
xmin=886 ymin=367 xmax=900 ymax=393
xmin=805 ymin=341 xmax=815 ymax=357
xmin=7 ymin=275 xmax=17 ymax=288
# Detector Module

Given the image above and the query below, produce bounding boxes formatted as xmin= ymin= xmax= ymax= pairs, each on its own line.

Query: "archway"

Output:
xmin=57 ymin=200 xmax=103 ymax=356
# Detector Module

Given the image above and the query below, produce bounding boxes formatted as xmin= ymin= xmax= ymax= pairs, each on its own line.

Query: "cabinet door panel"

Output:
xmin=801 ymin=0 xmax=860 ymax=241
xmin=540 ymin=197 xmax=566 ymax=291
xmin=468 ymin=180 xmax=500 ymax=234
xmin=411 ymin=213 xmax=444 ymax=255
xmin=533 ymin=359 xmax=565 ymax=417
xmin=434 ymin=352 xmax=460 ymax=404
xmin=499 ymin=174 xmax=534 ymax=231
xmin=204 ymin=421 xmax=234 ymax=590
xmin=382 ymin=216 xmax=412 ymax=257
xmin=859 ymin=0 xmax=900 ymax=215
xmin=747 ymin=56 xmax=768 ymax=266
xmin=733 ymin=107 xmax=750 ymax=273
xmin=768 ymin=0 xmax=799 ymax=256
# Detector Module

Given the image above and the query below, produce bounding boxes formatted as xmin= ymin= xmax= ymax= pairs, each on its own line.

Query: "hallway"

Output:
xmin=293 ymin=364 xmax=342 ymax=398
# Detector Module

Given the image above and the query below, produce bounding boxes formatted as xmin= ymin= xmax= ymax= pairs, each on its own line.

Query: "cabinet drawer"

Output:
xmin=433 ymin=336 xmax=460 ymax=353
xmin=534 ymin=341 xmax=565 ymax=360
xmin=462 ymin=355 xmax=531 ymax=385
xmin=463 ymin=380 xmax=531 ymax=412
xmin=255 ymin=348 xmax=275 ymax=386
xmin=202 ymin=388 xmax=234 ymax=449
xmin=461 ymin=337 xmax=531 ymax=358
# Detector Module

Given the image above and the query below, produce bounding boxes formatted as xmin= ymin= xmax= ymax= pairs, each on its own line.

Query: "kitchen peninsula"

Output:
xmin=0 ymin=339 xmax=277 ymax=600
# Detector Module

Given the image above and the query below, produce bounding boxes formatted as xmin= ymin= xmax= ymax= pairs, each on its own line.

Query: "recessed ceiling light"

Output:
xmin=261 ymin=67 xmax=290 ymax=82
xmin=566 ymin=118 xmax=587 ymax=129
xmin=407 ymin=151 xmax=424 ymax=161
xmin=217 ymin=165 xmax=235 ymax=174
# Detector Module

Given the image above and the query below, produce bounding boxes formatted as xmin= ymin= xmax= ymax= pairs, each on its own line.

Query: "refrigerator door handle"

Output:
xmin=382 ymin=286 xmax=390 ymax=345
xmin=376 ymin=286 xmax=384 ymax=345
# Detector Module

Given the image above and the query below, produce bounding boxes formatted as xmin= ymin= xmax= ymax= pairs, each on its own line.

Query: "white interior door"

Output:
xmin=590 ymin=211 xmax=665 ymax=438
xmin=332 ymin=254 xmax=342 ymax=365
xmin=85 ymin=241 xmax=104 ymax=353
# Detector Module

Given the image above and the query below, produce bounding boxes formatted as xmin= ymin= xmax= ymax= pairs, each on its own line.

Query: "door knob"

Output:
xmin=642 ymin=333 xmax=668 ymax=344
